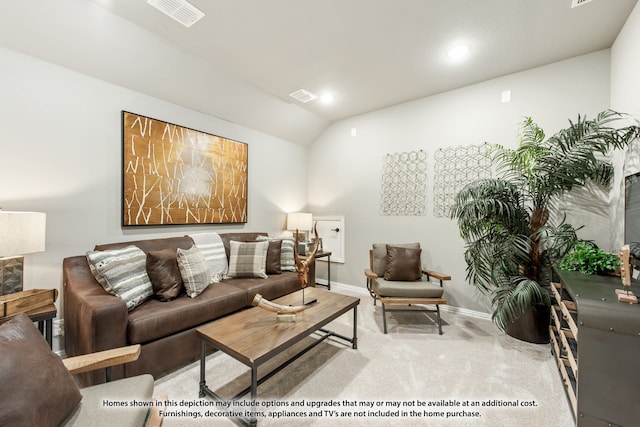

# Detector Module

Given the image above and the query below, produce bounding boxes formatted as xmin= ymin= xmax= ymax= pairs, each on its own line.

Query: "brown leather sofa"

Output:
xmin=63 ymin=232 xmax=311 ymax=385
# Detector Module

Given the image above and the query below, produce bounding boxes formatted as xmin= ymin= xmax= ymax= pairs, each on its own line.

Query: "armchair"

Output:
xmin=365 ymin=243 xmax=451 ymax=334
xmin=0 ymin=312 xmax=163 ymax=427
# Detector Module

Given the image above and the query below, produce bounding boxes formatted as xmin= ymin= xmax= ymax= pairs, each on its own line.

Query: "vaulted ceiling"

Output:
xmin=0 ymin=0 xmax=637 ymax=144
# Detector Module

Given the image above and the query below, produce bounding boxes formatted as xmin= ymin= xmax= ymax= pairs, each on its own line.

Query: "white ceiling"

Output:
xmin=1 ymin=0 xmax=637 ymax=144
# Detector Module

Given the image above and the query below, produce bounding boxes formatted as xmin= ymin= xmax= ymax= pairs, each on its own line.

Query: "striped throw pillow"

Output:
xmin=177 ymin=246 xmax=210 ymax=298
xmin=86 ymin=245 xmax=153 ymax=311
xmin=226 ymin=240 xmax=269 ymax=278
xmin=188 ymin=232 xmax=228 ymax=283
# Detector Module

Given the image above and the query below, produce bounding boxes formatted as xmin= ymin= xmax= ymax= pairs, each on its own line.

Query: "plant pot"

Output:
xmin=505 ymin=304 xmax=550 ymax=344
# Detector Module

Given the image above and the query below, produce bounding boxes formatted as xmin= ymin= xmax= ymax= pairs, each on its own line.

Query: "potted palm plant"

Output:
xmin=450 ymin=110 xmax=639 ymax=343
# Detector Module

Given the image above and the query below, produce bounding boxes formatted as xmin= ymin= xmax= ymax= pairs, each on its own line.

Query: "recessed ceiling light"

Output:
xmin=320 ymin=93 xmax=334 ymax=104
xmin=446 ymin=43 xmax=471 ymax=60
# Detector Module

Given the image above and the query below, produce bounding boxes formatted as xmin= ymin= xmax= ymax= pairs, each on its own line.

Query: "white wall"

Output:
xmin=308 ymin=50 xmax=611 ymax=313
xmin=610 ymin=2 xmax=640 ymax=250
xmin=611 ymin=2 xmax=640 ymax=117
xmin=0 ymin=47 xmax=308 ymax=311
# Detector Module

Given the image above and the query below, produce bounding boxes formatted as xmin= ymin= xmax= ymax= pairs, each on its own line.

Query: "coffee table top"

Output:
xmin=197 ymin=287 xmax=359 ymax=366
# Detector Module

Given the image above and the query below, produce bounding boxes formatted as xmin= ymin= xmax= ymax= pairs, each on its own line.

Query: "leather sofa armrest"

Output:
xmin=63 ymin=256 xmax=128 ymax=358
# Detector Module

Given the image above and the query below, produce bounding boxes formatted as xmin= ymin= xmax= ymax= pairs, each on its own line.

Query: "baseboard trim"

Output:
xmin=315 ymin=279 xmax=492 ymax=321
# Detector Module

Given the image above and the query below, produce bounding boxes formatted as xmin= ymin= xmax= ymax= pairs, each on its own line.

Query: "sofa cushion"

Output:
xmin=127 ymin=282 xmax=247 ymax=344
xmin=0 ymin=313 xmax=82 ymax=427
xmin=373 ymin=278 xmax=444 ymax=298
xmin=177 ymin=246 xmax=210 ymax=298
xmin=61 ymin=375 xmax=154 ymax=427
xmin=226 ymin=272 xmax=302 ymax=303
xmin=86 ymin=245 xmax=153 ymax=310
xmin=384 ymin=245 xmax=422 ymax=281
xmin=146 ymin=248 xmax=183 ymax=301
xmin=227 ymin=240 xmax=269 ymax=278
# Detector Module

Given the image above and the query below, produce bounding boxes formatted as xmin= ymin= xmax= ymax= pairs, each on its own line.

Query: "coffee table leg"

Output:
xmin=352 ymin=305 xmax=358 ymax=349
xmin=249 ymin=365 xmax=258 ymax=426
xmin=199 ymin=340 xmax=206 ymax=398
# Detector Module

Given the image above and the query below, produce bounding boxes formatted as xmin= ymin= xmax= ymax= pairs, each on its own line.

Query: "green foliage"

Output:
xmin=450 ymin=110 xmax=640 ymax=332
xmin=558 ymin=242 xmax=620 ymax=275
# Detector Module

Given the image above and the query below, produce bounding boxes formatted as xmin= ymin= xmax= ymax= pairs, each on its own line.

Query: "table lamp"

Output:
xmin=0 ymin=210 xmax=46 ymax=295
xmin=287 ymin=212 xmax=312 ymax=253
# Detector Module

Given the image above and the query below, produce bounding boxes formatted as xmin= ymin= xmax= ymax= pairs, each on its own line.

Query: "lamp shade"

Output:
xmin=0 ymin=211 xmax=46 ymax=257
xmin=287 ymin=212 xmax=312 ymax=231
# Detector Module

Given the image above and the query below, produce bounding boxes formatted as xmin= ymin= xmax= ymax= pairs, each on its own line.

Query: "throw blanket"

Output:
xmin=188 ymin=232 xmax=228 ymax=283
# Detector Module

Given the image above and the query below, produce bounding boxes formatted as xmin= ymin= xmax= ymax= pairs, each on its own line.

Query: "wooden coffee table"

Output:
xmin=197 ymin=287 xmax=359 ymax=426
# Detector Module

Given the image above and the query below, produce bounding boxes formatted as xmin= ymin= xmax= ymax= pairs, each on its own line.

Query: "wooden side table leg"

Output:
xmin=45 ymin=318 xmax=53 ymax=349
xmin=327 ymin=254 xmax=331 ymax=290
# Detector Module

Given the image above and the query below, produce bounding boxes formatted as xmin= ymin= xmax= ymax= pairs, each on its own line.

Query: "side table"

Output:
xmin=0 ymin=303 xmax=57 ymax=348
xmin=314 ymin=251 xmax=332 ymax=290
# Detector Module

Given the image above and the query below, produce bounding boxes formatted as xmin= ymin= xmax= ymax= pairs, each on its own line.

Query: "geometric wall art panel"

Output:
xmin=379 ymin=150 xmax=427 ymax=216
xmin=433 ymin=142 xmax=491 ymax=217
xmin=122 ymin=111 xmax=248 ymax=226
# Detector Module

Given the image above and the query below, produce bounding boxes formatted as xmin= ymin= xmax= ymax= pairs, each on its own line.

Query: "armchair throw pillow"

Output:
xmin=372 ymin=242 xmax=420 ymax=278
xmin=384 ymin=245 xmax=422 ymax=281
xmin=0 ymin=313 xmax=82 ymax=427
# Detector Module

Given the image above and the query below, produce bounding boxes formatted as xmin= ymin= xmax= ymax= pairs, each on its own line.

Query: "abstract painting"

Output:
xmin=122 ymin=111 xmax=248 ymax=225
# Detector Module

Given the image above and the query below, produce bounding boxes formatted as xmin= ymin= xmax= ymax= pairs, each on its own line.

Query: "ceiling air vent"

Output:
xmin=289 ymin=89 xmax=317 ymax=103
xmin=147 ymin=0 xmax=205 ymax=28
xmin=571 ymin=0 xmax=595 ymax=8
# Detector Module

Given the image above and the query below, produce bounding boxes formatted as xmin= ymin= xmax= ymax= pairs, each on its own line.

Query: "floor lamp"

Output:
xmin=0 ymin=211 xmax=46 ymax=295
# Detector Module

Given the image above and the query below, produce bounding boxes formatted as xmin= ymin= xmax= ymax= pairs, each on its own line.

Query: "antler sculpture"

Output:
xmin=252 ymin=225 xmax=321 ymax=322
xmin=293 ymin=224 xmax=320 ymax=306
xmin=251 ymin=294 xmax=308 ymax=314
xmin=294 ymin=224 xmax=320 ymax=289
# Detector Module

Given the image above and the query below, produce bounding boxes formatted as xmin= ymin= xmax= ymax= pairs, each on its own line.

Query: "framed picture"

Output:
xmin=121 ymin=111 xmax=248 ymax=226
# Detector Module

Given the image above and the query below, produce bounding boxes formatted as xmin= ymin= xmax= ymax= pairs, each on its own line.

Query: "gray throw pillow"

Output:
xmin=188 ymin=232 xmax=228 ymax=283
xmin=227 ymin=240 xmax=269 ymax=278
xmin=177 ymin=245 xmax=210 ymax=298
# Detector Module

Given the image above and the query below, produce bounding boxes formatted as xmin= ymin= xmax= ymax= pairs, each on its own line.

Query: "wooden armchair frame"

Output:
xmin=62 ymin=345 xmax=164 ymax=427
xmin=365 ymin=249 xmax=451 ymax=334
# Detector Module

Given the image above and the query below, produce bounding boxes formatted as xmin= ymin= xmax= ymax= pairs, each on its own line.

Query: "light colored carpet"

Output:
xmin=154 ymin=289 xmax=574 ymax=426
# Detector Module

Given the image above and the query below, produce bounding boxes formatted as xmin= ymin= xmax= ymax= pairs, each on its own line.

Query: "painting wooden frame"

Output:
xmin=121 ymin=111 xmax=248 ymax=226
